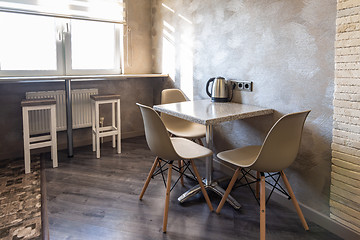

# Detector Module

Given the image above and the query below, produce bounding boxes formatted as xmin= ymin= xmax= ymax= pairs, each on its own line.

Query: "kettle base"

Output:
xmin=211 ymin=97 xmax=229 ymax=102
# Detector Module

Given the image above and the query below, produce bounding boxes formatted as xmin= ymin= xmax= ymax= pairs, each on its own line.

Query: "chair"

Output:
xmin=161 ymin=89 xmax=206 ymax=185
xmin=137 ymin=103 xmax=213 ymax=233
xmin=215 ymin=110 xmax=311 ymax=240
xmin=22 ymin=98 xmax=58 ymax=174
xmin=161 ymin=89 xmax=206 ymax=140
xmin=91 ymin=94 xmax=121 ymax=158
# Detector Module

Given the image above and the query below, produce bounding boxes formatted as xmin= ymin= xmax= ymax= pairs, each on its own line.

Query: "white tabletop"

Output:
xmin=153 ymin=99 xmax=273 ymax=125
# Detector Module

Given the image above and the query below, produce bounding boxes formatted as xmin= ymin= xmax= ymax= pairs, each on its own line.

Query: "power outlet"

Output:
xmin=231 ymin=80 xmax=253 ymax=92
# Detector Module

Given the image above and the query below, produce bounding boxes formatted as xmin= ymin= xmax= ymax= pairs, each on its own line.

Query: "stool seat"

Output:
xmin=90 ymin=94 xmax=121 ymax=101
xmin=91 ymin=94 xmax=121 ymax=158
xmin=22 ymin=97 xmax=58 ymax=174
xmin=21 ymin=98 xmax=57 ymax=107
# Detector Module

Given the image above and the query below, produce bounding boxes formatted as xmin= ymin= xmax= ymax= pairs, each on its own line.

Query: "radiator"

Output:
xmin=26 ymin=89 xmax=98 ymax=134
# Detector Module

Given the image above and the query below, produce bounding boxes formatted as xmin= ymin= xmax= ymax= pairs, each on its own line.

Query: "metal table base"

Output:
xmin=178 ymin=124 xmax=241 ymax=209
xmin=178 ymin=180 xmax=241 ymax=209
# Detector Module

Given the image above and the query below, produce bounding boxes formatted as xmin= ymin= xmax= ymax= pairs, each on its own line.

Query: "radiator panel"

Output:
xmin=26 ymin=89 xmax=98 ymax=134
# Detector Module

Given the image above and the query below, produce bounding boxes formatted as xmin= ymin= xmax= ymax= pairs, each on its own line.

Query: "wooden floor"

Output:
xmin=44 ymin=137 xmax=342 ymax=240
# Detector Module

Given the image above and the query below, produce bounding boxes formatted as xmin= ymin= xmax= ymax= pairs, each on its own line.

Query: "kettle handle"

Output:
xmin=206 ymin=78 xmax=215 ymax=97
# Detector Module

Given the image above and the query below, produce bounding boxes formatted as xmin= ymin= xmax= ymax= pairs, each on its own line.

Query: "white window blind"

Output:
xmin=0 ymin=0 xmax=126 ymax=24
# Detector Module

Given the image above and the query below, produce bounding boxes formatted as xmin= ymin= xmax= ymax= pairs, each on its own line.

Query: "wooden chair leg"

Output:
xmin=280 ymin=171 xmax=309 ymax=230
xmin=179 ymin=160 xmax=184 ymax=186
xmin=139 ymin=157 xmax=159 ymax=200
xmin=216 ymin=167 xmax=242 ymax=214
xmin=256 ymin=171 xmax=260 ymax=199
xmin=190 ymin=160 xmax=213 ymax=211
xmin=260 ymin=174 xmax=266 ymax=240
xmin=163 ymin=162 xmax=173 ymax=233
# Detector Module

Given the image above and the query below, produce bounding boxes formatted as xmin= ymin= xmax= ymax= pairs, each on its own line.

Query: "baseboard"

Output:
xmin=213 ymin=159 xmax=360 ymax=240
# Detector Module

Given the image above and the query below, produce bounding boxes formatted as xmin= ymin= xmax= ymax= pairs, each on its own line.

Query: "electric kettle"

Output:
xmin=206 ymin=76 xmax=229 ymax=102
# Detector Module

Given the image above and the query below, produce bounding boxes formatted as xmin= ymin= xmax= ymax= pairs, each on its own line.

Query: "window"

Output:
xmin=0 ymin=12 xmax=59 ymax=74
xmin=0 ymin=0 xmax=125 ymax=77
xmin=68 ymin=19 xmax=121 ymax=74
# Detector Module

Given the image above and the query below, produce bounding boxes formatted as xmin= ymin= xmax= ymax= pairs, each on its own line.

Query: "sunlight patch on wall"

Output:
xmin=162 ymin=3 xmax=175 ymax=13
xmin=178 ymin=14 xmax=192 ymax=24
xmin=180 ymin=35 xmax=194 ymax=100
xmin=162 ymin=20 xmax=175 ymax=80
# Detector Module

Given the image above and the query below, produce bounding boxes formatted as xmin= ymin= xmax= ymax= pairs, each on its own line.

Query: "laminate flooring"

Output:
xmin=44 ymin=137 xmax=342 ymax=240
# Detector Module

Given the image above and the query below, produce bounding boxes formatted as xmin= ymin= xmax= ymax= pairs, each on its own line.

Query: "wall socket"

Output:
xmin=231 ymin=80 xmax=253 ymax=92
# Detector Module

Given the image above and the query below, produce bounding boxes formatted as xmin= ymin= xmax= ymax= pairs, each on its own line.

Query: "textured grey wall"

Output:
xmin=151 ymin=0 xmax=336 ymax=215
xmin=124 ymin=0 xmax=152 ymax=73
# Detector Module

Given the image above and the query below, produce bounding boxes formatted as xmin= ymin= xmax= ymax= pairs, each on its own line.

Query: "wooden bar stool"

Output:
xmin=91 ymin=94 xmax=121 ymax=158
xmin=22 ymin=98 xmax=58 ymax=174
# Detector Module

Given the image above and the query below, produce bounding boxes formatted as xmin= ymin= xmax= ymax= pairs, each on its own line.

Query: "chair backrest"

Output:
xmin=161 ymin=89 xmax=188 ymax=124
xmin=251 ymin=110 xmax=310 ymax=172
xmin=136 ymin=103 xmax=181 ymax=160
xmin=161 ymin=89 xmax=188 ymax=104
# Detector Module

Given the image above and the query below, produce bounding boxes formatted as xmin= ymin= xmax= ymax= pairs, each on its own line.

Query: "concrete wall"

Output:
xmin=124 ymin=0 xmax=152 ymax=73
xmin=151 ymin=0 xmax=336 ymax=216
xmin=331 ymin=0 xmax=360 ymax=233
xmin=0 ymin=0 xmax=155 ymax=160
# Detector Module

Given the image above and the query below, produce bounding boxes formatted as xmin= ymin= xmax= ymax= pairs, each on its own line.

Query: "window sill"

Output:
xmin=0 ymin=74 xmax=168 ymax=83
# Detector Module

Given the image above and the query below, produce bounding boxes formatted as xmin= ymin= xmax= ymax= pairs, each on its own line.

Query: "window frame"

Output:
xmin=64 ymin=20 xmax=123 ymax=76
xmin=0 ymin=12 xmax=123 ymax=77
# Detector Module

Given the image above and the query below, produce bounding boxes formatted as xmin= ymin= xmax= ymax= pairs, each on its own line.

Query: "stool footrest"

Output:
xmin=98 ymin=130 xmax=119 ymax=138
xmin=29 ymin=141 xmax=53 ymax=150
xmin=92 ymin=126 xmax=118 ymax=133
xmin=99 ymin=126 xmax=116 ymax=132
xmin=29 ymin=135 xmax=51 ymax=143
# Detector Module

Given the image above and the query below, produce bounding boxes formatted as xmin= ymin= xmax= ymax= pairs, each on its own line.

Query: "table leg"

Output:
xmin=205 ymin=124 xmax=213 ymax=185
xmin=65 ymin=79 xmax=73 ymax=157
xmin=177 ymin=124 xmax=241 ymax=209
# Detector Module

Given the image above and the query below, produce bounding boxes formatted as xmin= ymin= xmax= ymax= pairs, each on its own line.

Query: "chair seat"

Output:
xmin=217 ymin=146 xmax=261 ymax=168
xmin=165 ymin=120 xmax=206 ymax=139
xmin=171 ymin=137 xmax=212 ymax=159
xmin=21 ymin=98 xmax=56 ymax=107
xmin=90 ymin=94 xmax=120 ymax=101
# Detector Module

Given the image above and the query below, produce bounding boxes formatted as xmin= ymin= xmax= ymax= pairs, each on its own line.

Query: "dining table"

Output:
xmin=153 ymin=99 xmax=273 ymax=209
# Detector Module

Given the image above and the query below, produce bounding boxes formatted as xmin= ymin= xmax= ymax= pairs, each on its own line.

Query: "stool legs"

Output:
xmin=22 ymin=107 xmax=31 ymax=174
xmin=92 ymin=100 xmax=96 ymax=152
xmin=22 ymin=104 xmax=58 ymax=174
xmin=95 ymin=101 xmax=100 ymax=159
xmin=50 ymin=105 xmax=58 ymax=168
xmin=112 ymin=102 xmax=116 ymax=148
xmin=116 ymin=99 xmax=121 ymax=153
xmin=92 ymin=98 xmax=121 ymax=158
